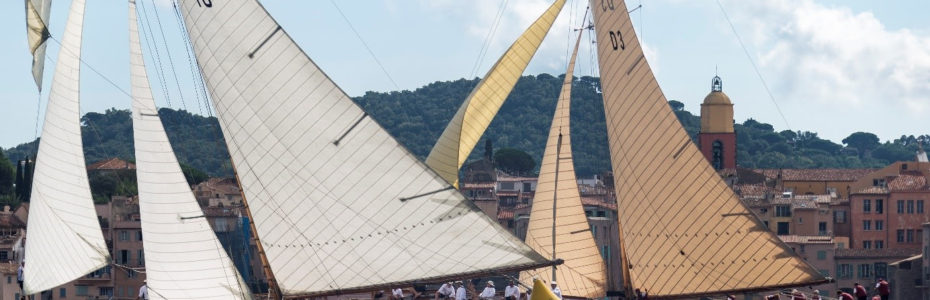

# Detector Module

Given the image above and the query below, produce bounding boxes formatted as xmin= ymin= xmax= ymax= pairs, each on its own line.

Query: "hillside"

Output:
xmin=3 ymin=74 xmax=927 ymax=177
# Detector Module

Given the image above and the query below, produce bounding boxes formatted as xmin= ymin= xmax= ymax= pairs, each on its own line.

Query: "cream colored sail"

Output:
xmin=519 ymin=30 xmax=606 ymax=298
xmin=175 ymin=0 xmax=553 ymax=297
xmin=23 ymin=0 xmax=109 ymax=293
xmin=25 ymin=0 xmax=52 ymax=90
xmin=589 ymin=0 xmax=828 ymax=297
xmin=128 ymin=1 xmax=251 ymax=298
xmin=426 ymin=0 xmax=566 ymax=187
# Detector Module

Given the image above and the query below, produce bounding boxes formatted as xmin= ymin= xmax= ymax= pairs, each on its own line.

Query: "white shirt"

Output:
xmin=138 ymin=285 xmax=149 ymax=300
xmin=393 ymin=288 xmax=404 ymax=299
xmin=504 ymin=285 xmax=520 ymax=298
xmin=438 ymin=284 xmax=455 ymax=296
xmin=552 ymin=286 xmax=562 ymax=300
xmin=479 ymin=287 xmax=496 ymax=299
xmin=455 ymin=286 xmax=467 ymax=300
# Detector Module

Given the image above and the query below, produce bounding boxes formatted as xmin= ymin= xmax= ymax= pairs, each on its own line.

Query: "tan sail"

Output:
xmin=589 ymin=0 xmax=829 ymax=297
xmin=519 ymin=30 xmax=606 ymax=299
xmin=426 ymin=0 xmax=566 ymax=187
xmin=25 ymin=0 xmax=52 ymax=90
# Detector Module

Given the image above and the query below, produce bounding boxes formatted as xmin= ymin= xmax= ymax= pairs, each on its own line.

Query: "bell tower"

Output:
xmin=698 ymin=75 xmax=736 ymax=170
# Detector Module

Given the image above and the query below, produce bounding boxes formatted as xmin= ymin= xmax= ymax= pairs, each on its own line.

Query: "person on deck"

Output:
xmin=392 ymin=288 xmax=405 ymax=300
xmin=875 ymin=278 xmax=890 ymax=300
xmin=550 ymin=281 xmax=562 ymax=300
xmin=635 ymin=288 xmax=649 ymax=299
xmin=854 ymin=283 xmax=868 ymax=300
xmin=764 ymin=294 xmax=780 ymax=300
xmin=504 ymin=281 xmax=519 ymax=300
xmin=137 ymin=280 xmax=149 ymax=300
xmin=455 ymin=281 xmax=467 ymax=300
xmin=479 ymin=281 xmax=496 ymax=300
xmin=810 ymin=290 xmax=822 ymax=300
xmin=837 ymin=290 xmax=855 ymax=300
xmin=436 ymin=282 xmax=455 ymax=299
xmin=791 ymin=289 xmax=807 ymax=300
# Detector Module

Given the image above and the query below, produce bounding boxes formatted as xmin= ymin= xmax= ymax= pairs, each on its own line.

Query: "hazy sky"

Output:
xmin=1 ymin=0 xmax=928 ymax=149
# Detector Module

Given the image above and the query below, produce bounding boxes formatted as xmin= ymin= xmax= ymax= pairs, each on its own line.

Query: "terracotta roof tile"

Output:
xmin=887 ymin=174 xmax=928 ymax=192
xmin=86 ymin=158 xmax=136 ymax=170
xmin=855 ymin=186 xmax=889 ymax=194
xmin=755 ymin=168 xmax=876 ymax=182
xmin=835 ymin=248 xmax=920 ymax=258
xmin=778 ymin=235 xmax=834 ymax=244
xmin=580 ymin=196 xmax=617 ymax=210
xmin=497 ymin=210 xmax=514 ymax=220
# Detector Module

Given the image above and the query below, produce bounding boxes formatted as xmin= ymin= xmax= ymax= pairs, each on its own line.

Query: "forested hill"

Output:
xmin=4 ymin=74 xmax=928 ymax=176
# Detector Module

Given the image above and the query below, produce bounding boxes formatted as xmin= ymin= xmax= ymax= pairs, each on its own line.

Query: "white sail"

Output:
xmin=25 ymin=0 xmax=52 ymax=90
xmin=23 ymin=0 xmax=109 ymax=293
xmin=128 ymin=1 xmax=251 ymax=298
xmin=175 ymin=0 xmax=552 ymax=297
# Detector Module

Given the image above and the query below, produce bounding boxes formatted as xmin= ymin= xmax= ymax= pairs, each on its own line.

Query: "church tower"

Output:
xmin=699 ymin=75 xmax=736 ymax=170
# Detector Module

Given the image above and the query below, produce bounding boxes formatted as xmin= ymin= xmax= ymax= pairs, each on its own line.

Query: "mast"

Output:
xmin=551 ymin=132 xmax=562 ymax=283
xmin=233 ymin=167 xmax=282 ymax=299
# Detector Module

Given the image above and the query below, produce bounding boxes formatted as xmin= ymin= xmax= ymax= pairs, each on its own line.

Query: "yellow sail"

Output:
xmin=519 ymin=30 xmax=606 ymax=299
xmin=426 ymin=0 xmax=566 ymax=187
xmin=530 ymin=279 xmax=561 ymax=300
xmin=589 ymin=0 xmax=829 ymax=297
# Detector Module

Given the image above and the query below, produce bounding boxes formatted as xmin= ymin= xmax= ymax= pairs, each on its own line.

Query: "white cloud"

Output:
xmin=724 ymin=0 xmax=930 ymax=114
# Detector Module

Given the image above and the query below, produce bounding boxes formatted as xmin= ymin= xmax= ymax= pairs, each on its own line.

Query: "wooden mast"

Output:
xmin=230 ymin=163 xmax=282 ymax=299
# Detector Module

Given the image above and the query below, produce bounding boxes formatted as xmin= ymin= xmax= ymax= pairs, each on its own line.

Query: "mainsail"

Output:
xmin=589 ymin=0 xmax=828 ymax=297
xmin=175 ymin=0 xmax=554 ymax=297
xmin=519 ymin=30 xmax=606 ymax=298
xmin=128 ymin=1 xmax=251 ymax=298
xmin=426 ymin=0 xmax=566 ymax=187
xmin=23 ymin=0 xmax=109 ymax=293
xmin=25 ymin=0 xmax=52 ymax=91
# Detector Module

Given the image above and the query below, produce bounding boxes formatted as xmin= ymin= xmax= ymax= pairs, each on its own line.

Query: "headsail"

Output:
xmin=175 ymin=0 xmax=553 ymax=297
xmin=23 ymin=0 xmax=109 ymax=293
xmin=425 ymin=0 xmax=566 ymax=187
xmin=589 ymin=0 xmax=828 ymax=297
xmin=25 ymin=0 xmax=52 ymax=91
xmin=519 ymin=30 xmax=606 ymax=298
xmin=128 ymin=1 xmax=251 ymax=298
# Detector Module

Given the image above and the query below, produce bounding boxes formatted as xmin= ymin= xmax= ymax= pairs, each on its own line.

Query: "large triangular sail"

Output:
xmin=23 ymin=0 xmax=109 ymax=293
xmin=519 ymin=30 xmax=606 ymax=299
xmin=128 ymin=1 xmax=251 ymax=298
xmin=25 ymin=0 xmax=52 ymax=91
xmin=425 ymin=0 xmax=566 ymax=187
xmin=589 ymin=0 xmax=828 ymax=297
xmin=175 ymin=0 xmax=554 ymax=297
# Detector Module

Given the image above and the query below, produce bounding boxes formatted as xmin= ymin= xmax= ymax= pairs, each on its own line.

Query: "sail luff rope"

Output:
xmin=137 ymin=0 xmax=175 ymax=109
xmin=169 ymin=0 xmax=213 ymax=117
xmin=143 ymin=0 xmax=190 ymax=113
xmin=470 ymin=0 xmax=509 ymax=78
xmin=328 ymin=0 xmax=400 ymax=90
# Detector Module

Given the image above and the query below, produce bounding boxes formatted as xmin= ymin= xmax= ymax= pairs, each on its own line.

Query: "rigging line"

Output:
xmin=46 ymin=36 xmax=132 ymax=100
xmin=33 ymin=92 xmax=42 ymax=155
xmin=715 ymin=0 xmax=792 ymax=131
xmin=145 ymin=0 xmax=191 ymax=113
xmin=137 ymin=0 xmax=176 ymax=109
xmin=170 ymin=0 xmax=212 ymax=117
xmin=471 ymin=0 xmax=509 ymax=78
xmin=328 ymin=0 xmax=400 ymax=91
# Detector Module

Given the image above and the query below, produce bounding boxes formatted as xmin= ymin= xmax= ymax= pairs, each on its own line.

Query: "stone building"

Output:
xmin=848 ymin=161 xmax=930 ymax=250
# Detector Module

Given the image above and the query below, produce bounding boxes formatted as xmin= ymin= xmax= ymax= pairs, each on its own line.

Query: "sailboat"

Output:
xmin=588 ymin=0 xmax=829 ymax=297
xmin=518 ymin=28 xmax=607 ymax=299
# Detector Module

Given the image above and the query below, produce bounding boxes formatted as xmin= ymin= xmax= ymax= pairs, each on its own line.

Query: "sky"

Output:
xmin=1 ymin=0 xmax=929 ymax=149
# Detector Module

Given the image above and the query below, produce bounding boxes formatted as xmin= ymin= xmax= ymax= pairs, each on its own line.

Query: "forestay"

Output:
xmin=25 ymin=0 xmax=52 ymax=90
xmin=129 ymin=1 xmax=251 ymax=298
xmin=519 ymin=30 xmax=606 ymax=299
xmin=24 ymin=0 xmax=109 ymax=293
xmin=590 ymin=0 xmax=829 ymax=297
xmin=176 ymin=0 xmax=553 ymax=296
xmin=426 ymin=0 xmax=566 ymax=187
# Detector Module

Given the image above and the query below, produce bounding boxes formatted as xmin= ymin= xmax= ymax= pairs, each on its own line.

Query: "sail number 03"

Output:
xmin=195 ymin=0 xmax=212 ymax=7
xmin=600 ymin=0 xmax=625 ymax=51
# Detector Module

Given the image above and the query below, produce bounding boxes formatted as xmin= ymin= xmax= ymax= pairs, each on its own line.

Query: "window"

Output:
xmin=920 ymin=200 xmax=925 ymax=213
xmin=585 ymin=210 xmax=592 ymax=217
xmin=119 ymin=250 xmax=129 ymax=264
xmin=837 ymin=264 xmax=853 ymax=279
xmin=858 ymin=264 xmax=873 ymax=278
xmin=908 ymin=229 xmax=916 ymax=243
xmin=909 ymin=200 xmax=916 ymax=214
xmin=863 ymin=240 xmax=872 ymax=249
xmin=819 ymin=222 xmax=828 ymax=235
xmin=764 ymin=221 xmax=769 ymax=229
xmin=863 ymin=199 xmax=871 ymax=213
xmin=596 ymin=211 xmax=606 ymax=218
xmin=863 ymin=220 xmax=871 ymax=231
xmin=798 ymin=217 xmax=803 ymax=224
xmin=875 ymin=220 xmax=884 ymax=230
xmin=712 ymin=140 xmax=724 ymax=170
xmin=776 ymin=205 xmax=792 ymax=217
xmin=76 ymin=286 xmax=88 ymax=296
xmin=60 ymin=288 xmax=66 ymax=298
xmin=777 ymin=222 xmax=789 ymax=235
xmin=835 ymin=210 xmax=847 ymax=223
xmin=119 ymin=231 xmax=129 ymax=241
xmin=898 ymin=200 xmax=905 ymax=214
xmin=875 ymin=240 xmax=884 ymax=249
xmin=500 ymin=182 xmax=514 ymax=190
xmin=128 ymin=269 xmax=137 ymax=278
xmin=136 ymin=231 xmax=143 ymax=241
xmin=817 ymin=250 xmax=827 ymax=260
xmin=522 ymin=182 xmax=532 ymax=192
xmin=138 ymin=250 xmax=145 ymax=266
xmin=98 ymin=287 xmax=113 ymax=297
xmin=875 ymin=263 xmax=888 ymax=278
xmin=591 ymin=226 xmax=596 ymax=236
xmin=0 ymin=251 xmax=7 ymax=261
xmin=876 ymin=199 xmax=884 ymax=214
xmin=898 ymin=230 xmax=906 ymax=243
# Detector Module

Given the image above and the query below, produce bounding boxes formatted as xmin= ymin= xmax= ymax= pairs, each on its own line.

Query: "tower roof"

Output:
xmin=703 ymin=76 xmax=731 ymax=105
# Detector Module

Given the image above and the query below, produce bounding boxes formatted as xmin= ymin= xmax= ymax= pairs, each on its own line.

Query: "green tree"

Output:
xmin=668 ymin=100 xmax=685 ymax=111
xmin=494 ymin=148 xmax=535 ymax=176
xmin=0 ymin=149 xmax=14 ymax=198
xmin=180 ymin=162 xmax=209 ymax=186
xmin=842 ymin=132 xmax=880 ymax=158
